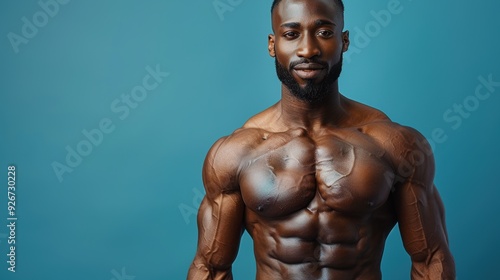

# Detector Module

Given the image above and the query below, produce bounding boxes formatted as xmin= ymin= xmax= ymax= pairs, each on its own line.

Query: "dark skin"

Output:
xmin=188 ymin=0 xmax=456 ymax=279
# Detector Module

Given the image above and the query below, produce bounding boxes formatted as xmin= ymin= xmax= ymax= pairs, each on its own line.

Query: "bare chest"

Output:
xmin=239 ymin=129 xmax=395 ymax=218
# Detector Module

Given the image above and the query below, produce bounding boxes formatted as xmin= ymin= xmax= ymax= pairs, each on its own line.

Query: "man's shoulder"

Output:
xmin=202 ymin=127 xmax=264 ymax=192
xmin=344 ymin=97 xmax=428 ymax=147
xmin=205 ymin=127 xmax=263 ymax=169
xmin=362 ymin=120 xmax=435 ymax=184
xmin=363 ymin=120 xmax=429 ymax=152
xmin=208 ymin=127 xmax=262 ymax=155
xmin=204 ymin=102 xmax=280 ymax=177
xmin=346 ymin=96 xmax=434 ymax=169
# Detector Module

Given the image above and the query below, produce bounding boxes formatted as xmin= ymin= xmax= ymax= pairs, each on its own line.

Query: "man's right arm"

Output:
xmin=187 ymin=136 xmax=246 ymax=280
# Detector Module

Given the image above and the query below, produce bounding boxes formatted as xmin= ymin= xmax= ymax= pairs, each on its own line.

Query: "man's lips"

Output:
xmin=293 ymin=63 xmax=325 ymax=79
xmin=293 ymin=63 xmax=325 ymax=70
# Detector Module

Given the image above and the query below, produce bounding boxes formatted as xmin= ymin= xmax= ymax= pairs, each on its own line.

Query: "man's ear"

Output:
xmin=268 ymin=34 xmax=276 ymax=57
xmin=342 ymin=30 xmax=350 ymax=52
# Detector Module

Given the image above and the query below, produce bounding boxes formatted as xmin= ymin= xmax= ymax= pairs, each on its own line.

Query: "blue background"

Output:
xmin=1 ymin=0 xmax=499 ymax=279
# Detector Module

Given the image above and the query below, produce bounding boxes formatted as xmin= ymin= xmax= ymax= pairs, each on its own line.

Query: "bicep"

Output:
xmin=191 ymin=136 xmax=246 ymax=273
xmin=195 ymin=192 xmax=245 ymax=269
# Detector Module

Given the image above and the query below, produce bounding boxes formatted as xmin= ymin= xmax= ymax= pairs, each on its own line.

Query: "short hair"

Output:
xmin=271 ymin=0 xmax=345 ymax=14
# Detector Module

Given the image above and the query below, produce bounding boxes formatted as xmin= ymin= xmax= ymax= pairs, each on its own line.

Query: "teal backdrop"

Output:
xmin=1 ymin=0 xmax=499 ymax=279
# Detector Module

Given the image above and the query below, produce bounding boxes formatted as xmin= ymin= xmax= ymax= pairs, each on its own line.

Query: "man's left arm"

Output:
xmin=391 ymin=127 xmax=456 ymax=279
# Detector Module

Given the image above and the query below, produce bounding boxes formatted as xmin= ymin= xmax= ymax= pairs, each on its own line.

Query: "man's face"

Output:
xmin=269 ymin=0 xmax=349 ymax=102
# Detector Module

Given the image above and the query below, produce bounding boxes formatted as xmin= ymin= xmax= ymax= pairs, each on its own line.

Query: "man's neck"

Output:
xmin=277 ymin=82 xmax=347 ymax=131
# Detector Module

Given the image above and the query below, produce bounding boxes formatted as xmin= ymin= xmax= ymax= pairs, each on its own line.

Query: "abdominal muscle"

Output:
xmin=245 ymin=193 xmax=395 ymax=280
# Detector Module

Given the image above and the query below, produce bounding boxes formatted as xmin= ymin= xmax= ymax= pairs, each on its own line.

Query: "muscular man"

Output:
xmin=188 ymin=0 xmax=456 ymax=279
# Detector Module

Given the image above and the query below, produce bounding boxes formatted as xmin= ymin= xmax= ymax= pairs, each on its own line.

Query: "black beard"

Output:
xmin=275 ymin=55 xmax=343 ymax=103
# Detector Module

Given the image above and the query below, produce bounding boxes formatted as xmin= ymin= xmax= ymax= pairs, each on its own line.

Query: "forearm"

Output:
xmin=187 ymin=259 xmax=233 ymax=280
xmin=410 ymin=252 xmax=456 ymax=280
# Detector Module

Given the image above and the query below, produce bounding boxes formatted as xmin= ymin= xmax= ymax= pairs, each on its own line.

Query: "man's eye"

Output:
xmin=318 ymin=30 xmax=334 ymax=38
xmin=283 ymin=31 xmax=299 ymax=39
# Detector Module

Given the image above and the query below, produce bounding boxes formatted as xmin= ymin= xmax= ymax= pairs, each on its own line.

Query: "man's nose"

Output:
xmin=296 ymin=33 xmax=321 ymax=58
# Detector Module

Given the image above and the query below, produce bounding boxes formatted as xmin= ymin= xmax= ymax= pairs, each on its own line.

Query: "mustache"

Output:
xmin=289 ymin=58 xmax=328 ymax=70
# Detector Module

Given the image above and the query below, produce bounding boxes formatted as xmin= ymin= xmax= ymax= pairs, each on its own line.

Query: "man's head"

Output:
xmin=268 ymin=0 xmax=349 ymax=103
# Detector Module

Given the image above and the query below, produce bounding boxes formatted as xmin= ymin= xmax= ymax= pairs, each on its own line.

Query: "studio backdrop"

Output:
xmin=1 ymin=0 xmax=499 ymax=279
